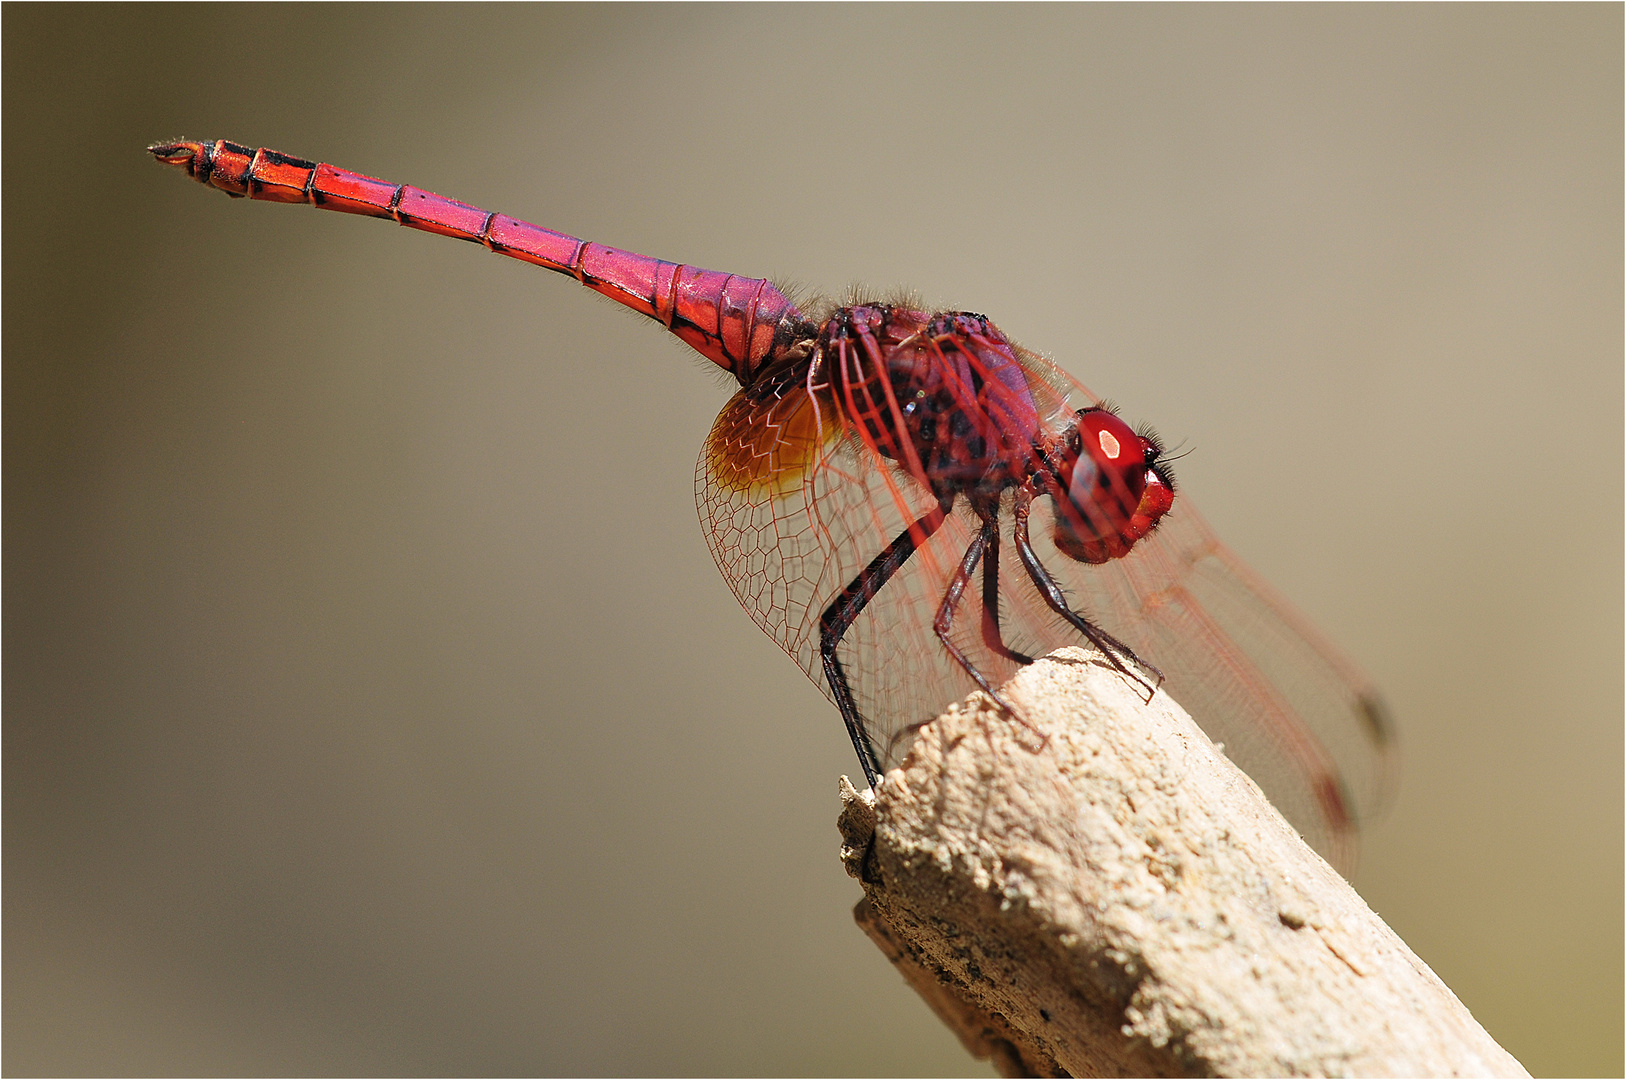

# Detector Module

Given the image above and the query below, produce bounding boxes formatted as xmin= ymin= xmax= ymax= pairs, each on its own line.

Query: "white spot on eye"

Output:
xmin=1097 ymin=429 xmax=1122 ymax=459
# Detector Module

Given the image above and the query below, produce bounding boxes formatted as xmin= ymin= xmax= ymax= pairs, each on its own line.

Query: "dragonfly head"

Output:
xmin=1050 ymin=407 xmax=1175 ymax=565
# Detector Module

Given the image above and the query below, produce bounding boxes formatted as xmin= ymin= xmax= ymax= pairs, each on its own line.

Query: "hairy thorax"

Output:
xmin=819 ymin=305 xmax=1044 ymax=502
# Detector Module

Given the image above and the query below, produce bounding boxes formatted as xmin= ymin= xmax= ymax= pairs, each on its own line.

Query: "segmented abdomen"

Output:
xmin=149 ymin=138 xmax=806 ymax=386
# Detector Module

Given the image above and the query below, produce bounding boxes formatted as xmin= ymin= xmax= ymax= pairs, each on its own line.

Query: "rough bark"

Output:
xmin=838 ymin=649 xmax=1527 ymax=1078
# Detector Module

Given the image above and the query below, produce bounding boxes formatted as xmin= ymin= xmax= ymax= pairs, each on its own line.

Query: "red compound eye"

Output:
xmin=1053 ymin=409 xmax=1173 ymax=564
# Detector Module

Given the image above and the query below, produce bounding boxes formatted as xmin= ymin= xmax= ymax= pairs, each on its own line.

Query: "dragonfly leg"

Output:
xmin=930 ymin=520 xmax=1001 ymax=705
xmin=933 ymin=517 xmax=1026 ymax=716
xmin=1012 ymin=483 xmax=1164 ymax=701
xmin=819 ymin=499 xmax=952 ymax=787
xmin=980 ymin=525 xmax=1035 ymax=665
xmin=934 ymin=515 xmax=1054 ymax=754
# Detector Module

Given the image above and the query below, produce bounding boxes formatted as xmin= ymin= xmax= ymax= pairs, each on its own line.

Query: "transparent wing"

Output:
xmin=697 ymin=360 xmax=1047 ymax=770
xmin=1012 ymin=347 xmax=1398 ymax=869
xmin=697 ymin=347 xmax=1395 ymax=873
xmin=1017 ymin=493 xmax=1397 ymax=870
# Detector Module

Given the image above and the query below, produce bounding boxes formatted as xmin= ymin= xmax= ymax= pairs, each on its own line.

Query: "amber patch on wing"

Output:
xmin=705 ymin=383 xmax=838 ymax=498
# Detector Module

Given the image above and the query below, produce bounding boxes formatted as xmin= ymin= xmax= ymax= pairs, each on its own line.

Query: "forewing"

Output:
xmin=1015 ymin=468 xmax=1396 ymax=872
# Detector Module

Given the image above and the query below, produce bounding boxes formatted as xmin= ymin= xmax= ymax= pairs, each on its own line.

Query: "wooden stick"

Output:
xmin=838 ymin=649 xmax=1527 ymax=1078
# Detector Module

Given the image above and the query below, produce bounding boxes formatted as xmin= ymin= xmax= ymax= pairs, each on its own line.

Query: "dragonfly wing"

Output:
xmin=696 ymin=364 xmax=840 ymax=667
xmin=697 ymin=364 xmax=1038 ymax=771
xmin=1016 ymin=492 xmax=1396 ymax=871
xmin=990 ymin=347 xmax=1395 ymax=870
xmin=699 ymin=343 xmax=1393 ymax=873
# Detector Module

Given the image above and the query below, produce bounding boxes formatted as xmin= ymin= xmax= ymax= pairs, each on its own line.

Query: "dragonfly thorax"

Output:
xmin=820 ymin=305 xmax=1042 ymax=499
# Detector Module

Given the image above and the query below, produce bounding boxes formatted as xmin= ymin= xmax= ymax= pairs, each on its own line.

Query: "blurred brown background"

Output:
xmin=5 ymin=5 xmax=1620 ymax=1076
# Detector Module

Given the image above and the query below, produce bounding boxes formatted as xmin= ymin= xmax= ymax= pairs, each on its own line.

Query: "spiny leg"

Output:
xmin=933 ymin=516 xmax=1025 ymax=711
xmin=820 ymin=500 xmax=951 ymax=787
xmin=1012 ymin=483 xmax=1163 ymax=700
xmin=980 ymin=525 xmax=1034 ymax=665
xmin=932 ymin=516 xmax=1051 ymax=753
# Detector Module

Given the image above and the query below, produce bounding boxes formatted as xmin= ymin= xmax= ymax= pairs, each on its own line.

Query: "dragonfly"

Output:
xmin=149 ymin=138 xmax=1395 ymax=871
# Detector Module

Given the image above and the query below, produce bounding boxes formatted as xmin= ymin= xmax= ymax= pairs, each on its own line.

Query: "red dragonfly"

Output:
xmin=150 ymin=139 xmax=1394 ymax=870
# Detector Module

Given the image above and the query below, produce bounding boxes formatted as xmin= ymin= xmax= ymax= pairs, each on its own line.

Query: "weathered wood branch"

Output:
xmin=838 ymin=649 xmax=1526 ymax=1078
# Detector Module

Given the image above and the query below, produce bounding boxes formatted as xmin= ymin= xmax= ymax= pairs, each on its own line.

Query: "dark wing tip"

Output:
xmin=1355 ymin=691 xmax=1395 ymax=749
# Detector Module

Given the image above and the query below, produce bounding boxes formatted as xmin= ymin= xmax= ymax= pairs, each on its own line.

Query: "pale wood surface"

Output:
xmin=838 ymin=650 xmax=1528 ymax=1078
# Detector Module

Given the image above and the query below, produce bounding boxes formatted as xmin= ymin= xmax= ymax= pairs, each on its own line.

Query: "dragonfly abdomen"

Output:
xmin=148 ymin=138 xmax=809 ymax=386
